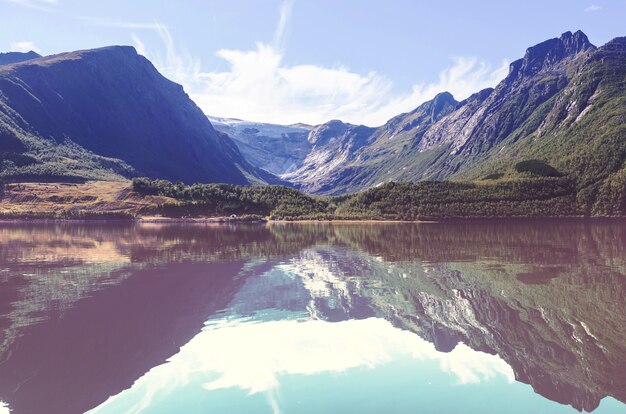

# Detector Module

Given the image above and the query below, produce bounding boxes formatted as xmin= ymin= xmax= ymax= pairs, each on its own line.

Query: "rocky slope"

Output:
xmin=208 ymin=116 xmax=312 ymax=175
xmin=281 ymin=31 xmax=626 ymax=209
xmin=0 ymin=46 xmax=275 ymax=185
xmin=281 ymin=120 xmax=377 ymax=194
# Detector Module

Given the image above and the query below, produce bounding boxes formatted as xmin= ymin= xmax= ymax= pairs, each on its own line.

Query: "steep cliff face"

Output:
xmin=423 ymin=30 xmax=595 ymax=171
xmin=279 ymin=31 xmax=625 ymax=203
xmin=0 ymin=46 xmax=275 ymax=185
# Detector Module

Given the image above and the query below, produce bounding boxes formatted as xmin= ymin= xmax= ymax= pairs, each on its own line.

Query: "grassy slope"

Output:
xmin=0 ymin=181 xmax=170 ymax=219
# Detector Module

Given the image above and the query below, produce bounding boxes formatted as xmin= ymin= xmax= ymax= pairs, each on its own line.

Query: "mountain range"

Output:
xmin=0 ymin=30 xmax=624 ymax=215
xmin=270 ymin=31 xmax=625 ymax=200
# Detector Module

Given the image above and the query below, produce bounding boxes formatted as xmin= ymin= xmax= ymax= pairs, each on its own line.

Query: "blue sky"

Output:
xmin=2 ymin=0 xmax=625 ymax=125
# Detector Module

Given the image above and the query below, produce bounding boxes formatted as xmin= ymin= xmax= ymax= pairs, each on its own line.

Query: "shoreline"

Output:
xmin=0 ymin=215 xmax=624 ymax=224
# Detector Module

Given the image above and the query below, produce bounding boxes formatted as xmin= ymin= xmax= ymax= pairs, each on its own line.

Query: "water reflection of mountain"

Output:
xmin=0 ymin=222 xmax=624 ymax=413
xmin=0 ymin=223 xmax=312 ymax=414
xmin=270 ymin=222 xmax=626 ymax=412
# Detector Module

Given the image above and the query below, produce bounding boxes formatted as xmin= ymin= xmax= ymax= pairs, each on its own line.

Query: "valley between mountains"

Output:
xmin=0 ymin=30 xmax=625 ymax=220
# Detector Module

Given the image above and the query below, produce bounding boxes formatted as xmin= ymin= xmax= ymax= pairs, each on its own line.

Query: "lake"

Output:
xmin=0 ymin=221 xmax=624 ymax=414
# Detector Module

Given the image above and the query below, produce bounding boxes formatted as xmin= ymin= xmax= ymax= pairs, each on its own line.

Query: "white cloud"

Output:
xmin=10 ymin=40 xmax=41 ymax=54
xmin=584 ymin=4 xmax=602 ymax=12
xmin=6 ymin=1 xmax=507 ymax=127
xmin=129 ymin=33 xmax=146 ymax=56
xmin=137 ymin=33 xmax=507 ymax=126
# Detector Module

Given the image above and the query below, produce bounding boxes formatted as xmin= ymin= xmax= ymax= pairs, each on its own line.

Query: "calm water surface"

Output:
xmin=0 ymin=221 xmax=625 ymax=414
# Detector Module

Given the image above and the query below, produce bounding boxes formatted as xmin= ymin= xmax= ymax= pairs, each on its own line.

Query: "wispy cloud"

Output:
xmin=128 ymin=1 xmax=508 ymax=126
xmin=10 ymin=40 xmax=41 ymax=54
xmin=273 ymin=0 xmax=294 ymax=50
xmin=584 ymin=4 xmax=602 ymax=12
xmin=4 ymin=0 xmax=58 ymax=12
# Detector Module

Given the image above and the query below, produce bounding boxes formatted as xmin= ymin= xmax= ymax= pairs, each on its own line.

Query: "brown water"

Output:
xmin=0 ymin=221 xmax=624 ymax=414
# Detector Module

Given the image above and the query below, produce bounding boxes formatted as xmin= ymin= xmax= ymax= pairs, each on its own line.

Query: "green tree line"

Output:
xmin=132 ymin=175 xmax=626 ymax=220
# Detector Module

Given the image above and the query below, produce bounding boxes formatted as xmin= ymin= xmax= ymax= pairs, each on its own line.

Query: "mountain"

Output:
xmin=283 ymin=93 xmax=457 ymax=193
xmin=279 ymin=31 xmax=626 ymax=213
xmin=282 ymin=120 xmax=376 ymax=194
xmin=0 ymin=46 xmax=275 ymax=185
xmin=208 ymin=116 xmax=312 ymax=175
xmin=0 ymin=51 xmax=41 ymax=65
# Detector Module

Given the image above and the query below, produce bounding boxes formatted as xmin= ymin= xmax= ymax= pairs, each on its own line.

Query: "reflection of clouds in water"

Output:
xmin=437 ymin=345 xmax=513 ymax=385
xmin=90 ymin=318 xmax=513 ymax=414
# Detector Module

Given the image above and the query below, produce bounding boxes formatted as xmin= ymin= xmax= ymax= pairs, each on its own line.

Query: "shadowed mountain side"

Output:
xmin=0 ymin=46 xmax=275 ymax=185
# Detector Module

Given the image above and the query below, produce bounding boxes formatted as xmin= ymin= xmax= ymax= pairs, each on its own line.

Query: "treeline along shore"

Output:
xmin=0 ymin=174 xmax=623 ymax=221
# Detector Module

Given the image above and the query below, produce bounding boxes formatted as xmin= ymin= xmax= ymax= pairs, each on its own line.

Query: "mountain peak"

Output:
xmin=308 ymin=120 xmax=350 ymax=144
xmin=432 ymin=91 xmax=456 ymax=105
xmin=0 ymin=50 xmax=41 ymax=66
xmin=1 ymin=46 xmax=139 ymax=71
xmin=560 ymin=30 xmax=593 ymax=55
xmin=507 ymin=30 xmax=595 ymax=81
xmin=428 ymin=92 xmax=458 ymax=122
xmin=54 ymin=45 xmax=137 ymax=63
